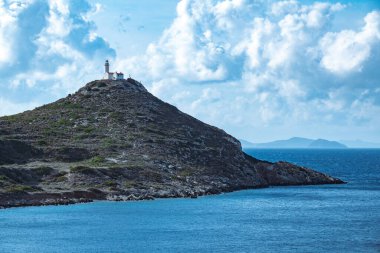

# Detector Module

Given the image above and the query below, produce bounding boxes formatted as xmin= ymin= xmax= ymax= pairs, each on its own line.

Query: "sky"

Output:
xmin=0 ymin=0 xmax=379 ymax=143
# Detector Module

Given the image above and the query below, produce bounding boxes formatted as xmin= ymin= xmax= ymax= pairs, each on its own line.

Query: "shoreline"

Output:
xmin=0 ymin=180 xmax=345 ymax=210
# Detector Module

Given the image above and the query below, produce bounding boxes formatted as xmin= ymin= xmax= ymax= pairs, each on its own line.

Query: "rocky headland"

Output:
xmin=0 ymin=79 xmax=344 ymax=208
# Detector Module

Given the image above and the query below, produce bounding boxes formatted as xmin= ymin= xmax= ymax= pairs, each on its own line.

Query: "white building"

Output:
xmin=103 ymin=60 xmax=124 ymax=80
xmin=115 ymin=72 xmax=124 ymax=80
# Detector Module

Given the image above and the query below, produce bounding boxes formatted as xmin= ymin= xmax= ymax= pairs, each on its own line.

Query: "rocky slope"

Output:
xmin=0 ymin=79 xmax=344 ymax=208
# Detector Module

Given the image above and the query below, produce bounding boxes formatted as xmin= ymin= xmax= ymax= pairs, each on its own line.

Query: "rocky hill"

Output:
xmin=0 ymin=79 xmax=343 ymax=208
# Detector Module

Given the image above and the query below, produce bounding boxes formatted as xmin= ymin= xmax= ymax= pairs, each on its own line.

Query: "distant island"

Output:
xmin=240 ymin=137 xmax=348 ymax=149
xmin=339 ymin=140 xmax=380 ymax=148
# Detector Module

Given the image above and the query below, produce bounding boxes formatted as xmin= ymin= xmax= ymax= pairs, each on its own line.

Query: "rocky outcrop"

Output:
xmin=0 ymin=79 xmax=344 ymax=208
xmin=0 ymin=140 xmax=42 ymax=165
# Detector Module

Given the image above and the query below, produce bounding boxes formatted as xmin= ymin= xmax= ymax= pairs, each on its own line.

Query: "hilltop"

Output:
xmin=0 ymin=79 xmax=343 ymax=208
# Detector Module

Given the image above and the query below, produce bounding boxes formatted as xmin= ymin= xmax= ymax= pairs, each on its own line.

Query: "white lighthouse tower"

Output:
xmin=103 ymin=60 xmax=124 ymax=80
xmin=105 ymin=60 xmax=110 ymax=73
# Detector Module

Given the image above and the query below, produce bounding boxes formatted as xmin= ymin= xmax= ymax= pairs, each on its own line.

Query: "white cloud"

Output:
xmin=0 ymin=1 xmax=18 ymax=65
xmin=271 ymin=0 xmax=298 ymax=16
xmin=191 ymin=87 xmax=221 ymax=110
xmin=319 ymin=11 xmax=380 ymax=74
xmin=45 ymin=0 xmax=71 ymax=37
xmin=119 ymin=0 xmax=255 ymax=83
xmin=0 ymin=97 xmax=39 ymax=116
xmin=118 ymin=0 xmax=380 ymax=142
xmin=0 ymin=0 xmax=115 ymax=96
xmin=213 ymin=0 xmax=246 ymax=30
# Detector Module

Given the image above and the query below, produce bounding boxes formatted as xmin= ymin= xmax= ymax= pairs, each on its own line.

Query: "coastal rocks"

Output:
xmin=0 ymin=190 xmax=106 ymax=209
xmin=257 ymin=161 xmax=344 ymax=186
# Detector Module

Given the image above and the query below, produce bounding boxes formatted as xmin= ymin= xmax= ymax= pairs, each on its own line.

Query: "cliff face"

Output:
xmin=0 ymin=79 xmax=343 ymax=208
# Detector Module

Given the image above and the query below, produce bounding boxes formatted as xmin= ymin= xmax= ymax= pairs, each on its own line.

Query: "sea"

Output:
xmin=0 ymin=149 xmax=379 ymax=253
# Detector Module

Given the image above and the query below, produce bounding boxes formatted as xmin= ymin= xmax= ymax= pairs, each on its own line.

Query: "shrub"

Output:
xmin=124 ymin=180 xmax=137 ymax=188
xmin=70 ymin=166 xmax=96 ymax=175
xmin=32 ymin=166 xmax=53 ymax=176
xmin=0 ymin=175 xmax=9 ymax=181
xmin=3 ymin=115 xmax=19 ymax=122
xmin=6 ymin=185 xmax=37 ymax=193
xmin=102 ymin=138 xmax=114 ymax=148
xmin=61 ymin=101 xmax=82 ymax=110
xmin=37 ymin=139 xmax=48 ymax=146
xmin=178 ymin=170 xmax=192 ymax=177
xmin=75 ymin=126 xmax=96 ymax=134
xmin=56 ymin=118 xmax=71 ymax=127
xmin=104 ymin=180 xmax=117 ymax=187
xmin=109 ymin=112 xmax=124 ymax=121
xmin=89 ymin=156 xmax=106 ymax=166
xmin=54 ymin=172 xmax=68 ymax=182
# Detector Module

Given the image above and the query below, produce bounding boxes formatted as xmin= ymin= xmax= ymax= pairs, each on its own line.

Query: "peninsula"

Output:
xmin=0 ymin=63 xmax=344 ymax=208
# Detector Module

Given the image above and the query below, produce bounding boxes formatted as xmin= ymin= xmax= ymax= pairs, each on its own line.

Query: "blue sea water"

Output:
xmin=0 ymin=149 xmax=379 ymax=253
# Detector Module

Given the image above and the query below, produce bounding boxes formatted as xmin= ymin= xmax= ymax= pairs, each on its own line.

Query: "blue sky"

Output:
xmin=0 ymin=0 xmax=379 ymax=143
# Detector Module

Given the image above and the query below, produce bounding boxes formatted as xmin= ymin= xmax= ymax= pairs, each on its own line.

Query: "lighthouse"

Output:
xmin=105 ymin=60 xmax=110 ymax=73
xmin=103 ymin=60 xmax=124 ymax=80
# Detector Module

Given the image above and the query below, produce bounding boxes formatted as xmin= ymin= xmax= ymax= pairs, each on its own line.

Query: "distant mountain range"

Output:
xmin=339 ymin=140 xmax=380 ymax=148
xmin=240 ymin=137 xmax=348 ymax=149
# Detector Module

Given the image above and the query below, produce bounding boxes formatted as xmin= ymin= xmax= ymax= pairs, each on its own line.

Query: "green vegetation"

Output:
xmin=76 ymin=125 xmax=96 ymax=134
xmin=2 ymin=115 xmax=19 ymax=122
xmin=56 ymin=118 xmax=71 ymax=127
xmin=89 ymin=156 xmax=106 ymax=166
xmin=54 ymin=172 xmax=68 ymax=182
xmin=0 ymin=175 xmax=9 ymax=181
xmin=68 ymin=111 xmax=81 ymax=120
xmin=97 ymin=82 xmax=107 ymax=88
xmin=109 ymin=111 xmax=124 ymax=121
xmin=70 ymin=166 xmax=96 ymax=175
xmin=83 ymin=126 xmax=95 ymax=134
xmin=32 ymin=166 xmax=53 ymax=176
xmin=73 ymin=134 xmax=90 ymax=140
xmin=124 ymin=180 xmax=138 ymax=188
xmin=178 ymin=170 xmax=192 ymax=177
xmin=37 ymin=139 xmax=48 ymax=146
xmin=71 ymin=126 xmax=97 ymax=141
xmin=108 ymin=165 xmax=124 ymax=170
xmin=48 ymin=101 xmax=83 ymax=110
xmin=104 ymin=180 xmax=117 ymax=187
xmin=42 ymin=128 xmax=59 ymax=137
xmin=101 ymin=137 xmax=117 ymax=148
xmin=55 ymin=176 xmax=67 ymax=182
xmin=121 ymin=141 xmax=133 ymax=148
xmin=6 ymin=185 xmax=37 ymax=193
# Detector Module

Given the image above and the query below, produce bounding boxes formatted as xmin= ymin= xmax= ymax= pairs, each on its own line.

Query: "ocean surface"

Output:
xmin=0 ymin=149 xmax=379 ymax=253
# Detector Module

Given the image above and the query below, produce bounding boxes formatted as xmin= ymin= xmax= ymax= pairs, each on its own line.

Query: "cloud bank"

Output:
xmin=0 ymin=0 xmax=114 ymax=115
xmin=119 ymin=0 xmax=380 ymax=141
